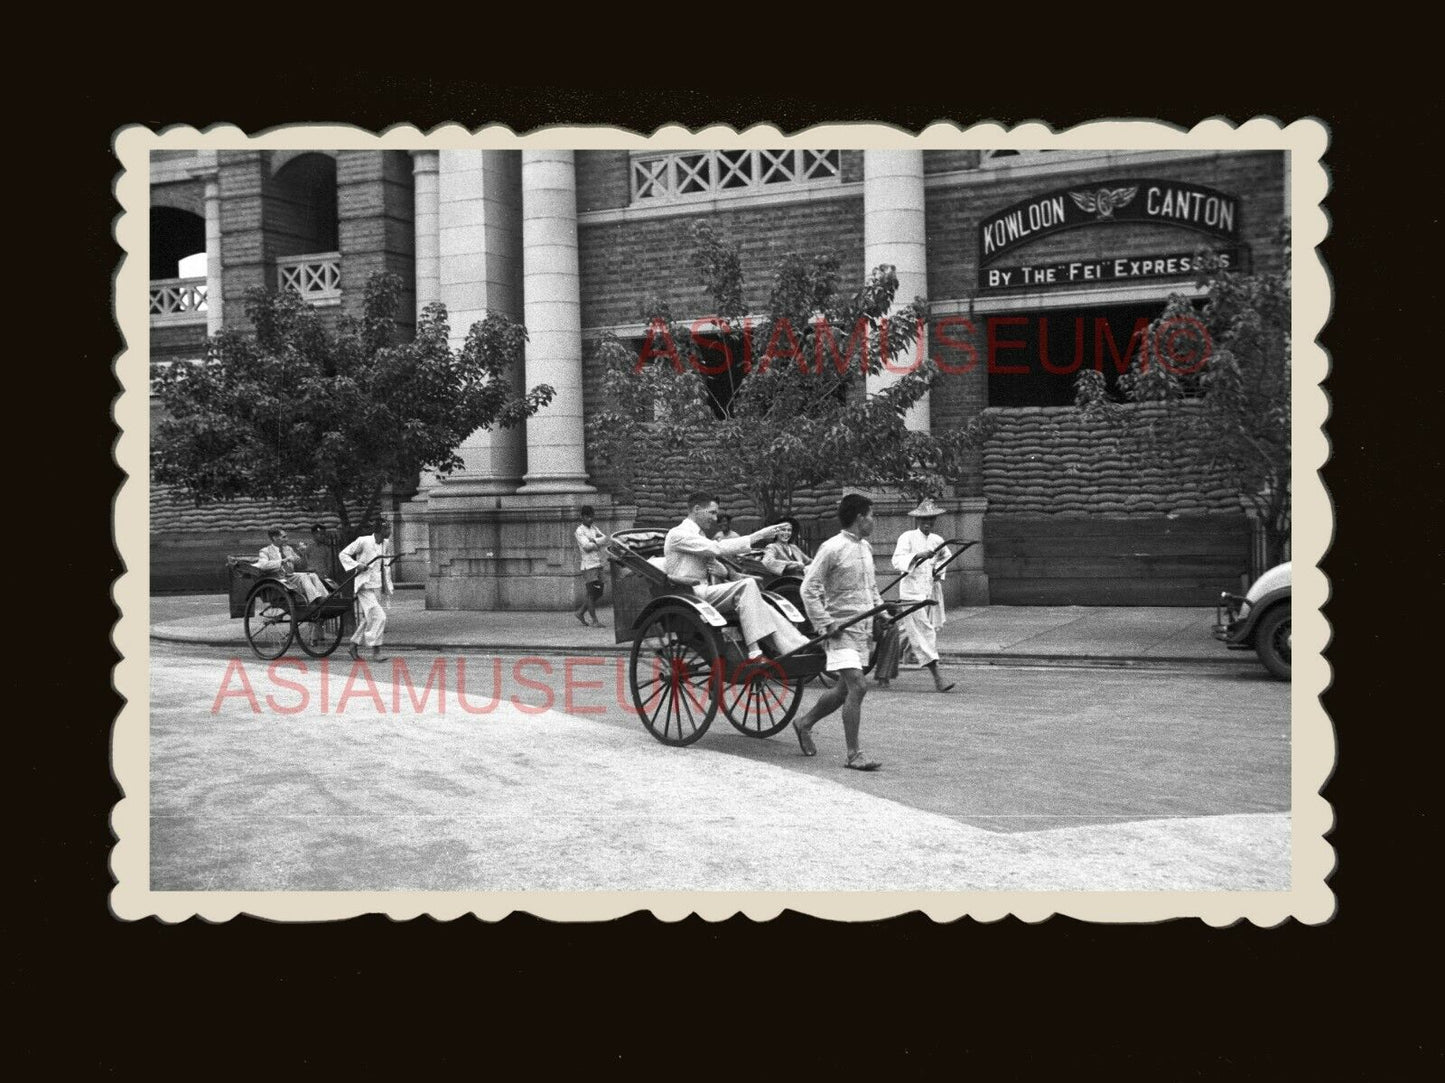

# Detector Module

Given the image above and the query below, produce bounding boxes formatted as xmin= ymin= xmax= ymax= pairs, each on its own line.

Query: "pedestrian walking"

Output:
xmin=793 ymin=494 xmax=887 ymax=770
xmin=891 ymin=498 xmax=956 ymax=693
xmin=340 ymin=520 xmax=394 ymax=663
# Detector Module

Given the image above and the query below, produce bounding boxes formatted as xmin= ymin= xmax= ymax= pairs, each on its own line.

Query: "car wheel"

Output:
xmin=1254 ymin=604 xmax=1291 ymax=681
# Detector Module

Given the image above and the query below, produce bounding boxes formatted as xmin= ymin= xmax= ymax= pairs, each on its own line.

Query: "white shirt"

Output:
xmin=892 ymin=528 xmax=949 ymax=621
xmin=664 ymin=517 xmax=755 ymax=585
xmin=339 ymin=534 xmax=393 ymax=593
xmin=575 ymin=524 xmax=607 ymax=570
xmin=801 ymin=530 xmax=883 ymax=630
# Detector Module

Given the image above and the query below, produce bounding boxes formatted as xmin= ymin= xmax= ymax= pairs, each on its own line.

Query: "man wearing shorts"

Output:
xmin=793 ymin=494 xmax=886 ymax=770
xmin=574 ymin=505 xmax=608 ymax=627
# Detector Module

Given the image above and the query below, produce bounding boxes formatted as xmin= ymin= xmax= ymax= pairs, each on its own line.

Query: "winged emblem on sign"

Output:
xmin=1070 ymin=186 xmax=1139 ymax=218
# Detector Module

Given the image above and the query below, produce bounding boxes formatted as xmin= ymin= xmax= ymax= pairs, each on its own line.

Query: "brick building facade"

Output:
xmin=150 ymin=146 xmax=1288 ymax=606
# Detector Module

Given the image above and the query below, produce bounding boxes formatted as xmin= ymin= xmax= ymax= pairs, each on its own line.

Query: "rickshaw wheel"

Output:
xmin=721 ymin=656 xmax=804 ymax=738
xmin=629 ymin=607 xmax=720 ymax=747
xmin=298 ymin=608 xmax=345 ymax=658
xmin=244 ymin=583 xmax=296 ymax=660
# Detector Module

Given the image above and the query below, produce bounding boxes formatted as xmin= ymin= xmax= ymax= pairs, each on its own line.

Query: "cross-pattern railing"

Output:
xmin=149 ymin=277 xmax=208 ymax=323
xmin=631 ymin=150 xmax=842 ymax=204
xmin=277 ymin=252 xmax=342 ymax=303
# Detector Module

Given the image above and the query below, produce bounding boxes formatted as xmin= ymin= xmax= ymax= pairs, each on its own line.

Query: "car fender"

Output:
xmin=1233 ymin=587 xmax=1291 ymax=643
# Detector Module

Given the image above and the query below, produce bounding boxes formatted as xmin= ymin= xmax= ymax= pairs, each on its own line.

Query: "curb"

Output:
xmin=150 ymin=628 xmax=1255 ymax=668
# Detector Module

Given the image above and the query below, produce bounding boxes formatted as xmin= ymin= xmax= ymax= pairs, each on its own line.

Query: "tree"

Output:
xmin=151 ymin=272 xmax=554 ymax=533
xmin=1074 ymin=235 xmax=1291 ymax=566
xmin=586 ymin=222 xmax=987 ymax=523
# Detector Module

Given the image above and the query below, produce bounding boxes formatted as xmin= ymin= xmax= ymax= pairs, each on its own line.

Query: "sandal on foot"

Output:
xmin=844 ymin=750 xmax=881 ymax=771
xmin=793 ymin=721 xmax=817 ymax=757
xmin=935 ymin=682 xmax=956 ymax=693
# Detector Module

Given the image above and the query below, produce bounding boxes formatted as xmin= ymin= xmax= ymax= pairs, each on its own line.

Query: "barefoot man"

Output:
xmin=793 ymin=494 xmax=886 ymax=771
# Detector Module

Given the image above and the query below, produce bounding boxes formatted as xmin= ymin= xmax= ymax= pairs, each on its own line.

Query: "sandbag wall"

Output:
xmin=981 ymin=405 xmax=1252 ymax=605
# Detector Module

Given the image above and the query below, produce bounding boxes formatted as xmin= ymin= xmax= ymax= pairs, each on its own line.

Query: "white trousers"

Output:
xmin=286 ymin=572 xmax=328 ymax=604
xmin=351 ymin=588 xmax=387 ymax=648
xmin=897 ymin=600 xmax=940 ymax=664
xmin=694 ymin=579 xmax=810 ymax=654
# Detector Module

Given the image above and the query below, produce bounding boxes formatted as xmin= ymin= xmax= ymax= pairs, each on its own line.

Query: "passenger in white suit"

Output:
xmin=253 ymin=527 xmax=328 ymax=606
xmin=664 ymin=493 xmax=810 ymax=661
xmin=340 ymin=521 xmax=394 ymax=662
xmin=890 ymin=498 xmax=955 ymax=693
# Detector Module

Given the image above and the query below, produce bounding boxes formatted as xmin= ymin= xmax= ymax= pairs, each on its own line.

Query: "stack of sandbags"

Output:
xmin=980 ymin=405 xmax=1242 ymax=517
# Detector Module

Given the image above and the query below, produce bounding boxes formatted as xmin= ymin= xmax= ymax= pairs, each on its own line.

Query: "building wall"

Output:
xmin=151 ymin=147 xmax=1286 ymax=604
xmin=338 ymin=150 xmax=416 ymax=333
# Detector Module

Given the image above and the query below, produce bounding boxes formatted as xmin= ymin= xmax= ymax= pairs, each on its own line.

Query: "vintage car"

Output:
xmin=1213 ymin=562 xmax=1291 ymax=680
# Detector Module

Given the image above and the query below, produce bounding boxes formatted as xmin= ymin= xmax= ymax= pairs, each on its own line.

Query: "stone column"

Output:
xmin=203 ymin=176 xmax=223 ymax=335
xmin=412 ymin=150 xmax=440 ymax=314
xmin=863 ymin=149 xmax=929 ymax=432
xmin=518 ymin=150 xmax=593 ymax=493
xmin=393 ymin=150 xmax=444 ymax=577
xmin=433 ymin=149 xmax=526 ymax=494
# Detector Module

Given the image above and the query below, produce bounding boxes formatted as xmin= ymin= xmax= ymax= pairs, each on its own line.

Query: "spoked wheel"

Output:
xmin=244 ymin=583 xmax=296 ymax=660
xmin=721 ymin=656 xmax=804 ymax=738
xmin=629 ymin=608 xmax=721 ymax=746
xmin=298 ymin=606 xmax=345 ymax=658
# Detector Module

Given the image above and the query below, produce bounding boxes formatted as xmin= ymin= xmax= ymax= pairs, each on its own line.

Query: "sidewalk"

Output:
xmin=149 ymin=589 xmax=1241 ymax=666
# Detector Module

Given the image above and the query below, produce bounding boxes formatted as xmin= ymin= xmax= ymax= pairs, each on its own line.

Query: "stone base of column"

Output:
xmin=422 ymin=491 xmax=633 ymax=611
xmin=517 ymin=475 xmax=596 ymax=495
xmin=393 ymin=489 xmax=439 ymax=586
xmin=866 ymin=495 xmax=990 ymax=607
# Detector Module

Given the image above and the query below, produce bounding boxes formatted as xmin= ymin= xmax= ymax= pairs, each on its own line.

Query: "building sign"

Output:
xmin=981 ymin=246 xmax=1249 ymax=291
xmin=977 ymin=179 xmax=1243 ymax=271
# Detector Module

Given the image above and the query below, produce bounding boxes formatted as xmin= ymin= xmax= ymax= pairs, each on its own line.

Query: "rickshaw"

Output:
xmin=226 ymin=551 xmax=396 ymax=660
xmin=606 ymin=528 xmax=939 ymax=747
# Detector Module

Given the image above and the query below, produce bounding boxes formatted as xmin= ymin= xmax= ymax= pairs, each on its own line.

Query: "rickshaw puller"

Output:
xmin=891 ymin=498 xmax=956 ymax=693
xmin=340 ymin=520 xmax=393 ymax=663
xmin=793 ymin=493 xmax=887 ymax=771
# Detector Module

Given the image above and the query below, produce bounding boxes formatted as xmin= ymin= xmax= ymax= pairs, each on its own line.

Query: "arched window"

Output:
xmin=150 ymin=206 xmax=208 ymax=321
xmin=150 ymin=206 xmax=205 ymax=279
xmin=271 ymin=153 xmax=341 ymax=303
xmin=271 ymin=153 xmax=339 ymax=255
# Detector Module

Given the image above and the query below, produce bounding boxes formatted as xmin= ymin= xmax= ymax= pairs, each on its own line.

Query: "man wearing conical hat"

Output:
xmin=890 ymin=498 xmax=955 ymax=693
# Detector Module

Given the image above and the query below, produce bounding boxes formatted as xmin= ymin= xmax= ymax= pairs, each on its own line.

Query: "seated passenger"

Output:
xmin=254 ymin=526 xmax=328 ymax=606
xmin=664 ymin=493 xmax=811 ymax=661
xmin=761 ymin=517 xmax=811 ymax=578
xmin=712 ymin=514 xmax=741 ymax=542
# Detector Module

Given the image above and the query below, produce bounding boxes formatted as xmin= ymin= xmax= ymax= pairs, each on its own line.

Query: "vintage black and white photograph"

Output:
xmin=113 ymin=122 xmax=1331 ymax=920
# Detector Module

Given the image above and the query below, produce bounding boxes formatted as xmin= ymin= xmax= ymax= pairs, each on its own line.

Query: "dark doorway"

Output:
xmin=985 ymin=300 xmax=1167 ymax=407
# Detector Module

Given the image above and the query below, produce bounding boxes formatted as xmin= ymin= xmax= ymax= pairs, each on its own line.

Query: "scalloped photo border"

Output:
xmin=111 ymin=118 xmax=1332 ymax=924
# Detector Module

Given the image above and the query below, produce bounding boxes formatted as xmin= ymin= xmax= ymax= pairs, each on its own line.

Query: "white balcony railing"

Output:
xmin=277 ymin=252 xmax=342 ymax=305
xmin=149 ymin=277 xmax=208 ymax=324
xmin=631 ymin=149 xmax=842 ymax=205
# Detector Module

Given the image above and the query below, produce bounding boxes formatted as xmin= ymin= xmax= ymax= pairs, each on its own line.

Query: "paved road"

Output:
xmin=144 ymin=642 xmax=1291 ymax=892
